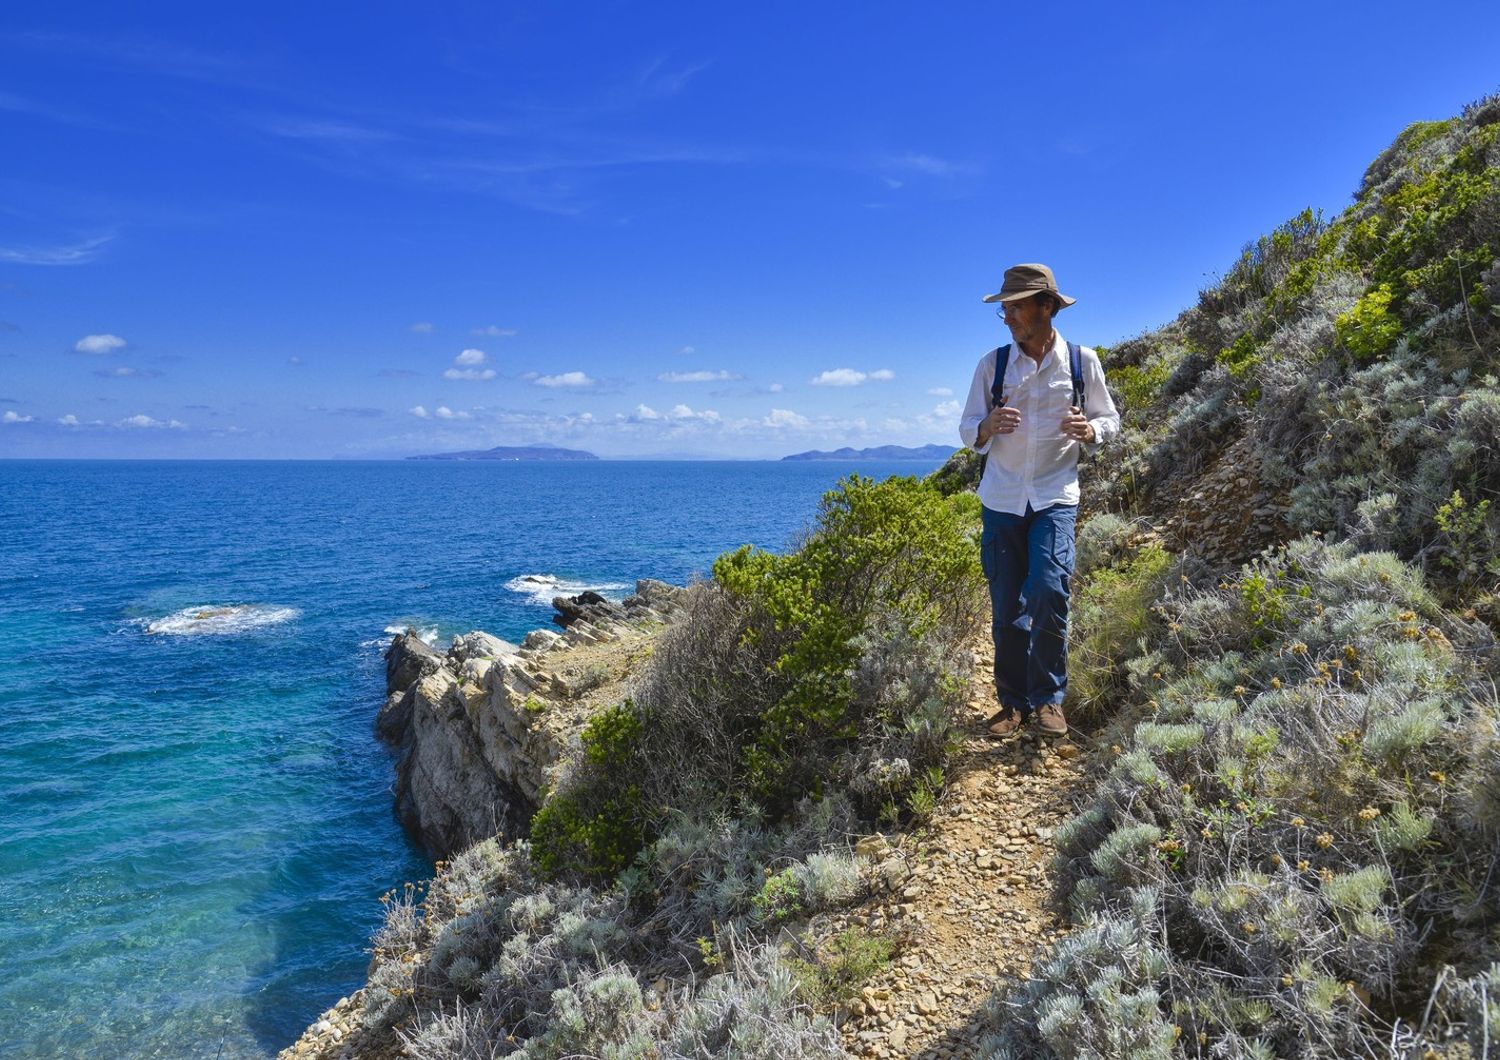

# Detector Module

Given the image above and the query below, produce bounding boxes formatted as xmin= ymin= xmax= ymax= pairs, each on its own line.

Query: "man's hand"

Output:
xmin=980 ymin=403 xmax=1021 ymax=445
xmin=1061 ymin=406 xmax=1095 ymax=443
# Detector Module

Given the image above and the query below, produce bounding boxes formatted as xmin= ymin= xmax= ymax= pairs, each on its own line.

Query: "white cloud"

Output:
xmin=434 ymin=406 xmax=471 ymax=420
xmin=933 ymin=399 xmax=961 ymax=418
xmin=535 ymin=371 xmax=595 ymax=388
xmin=764 ymin=408 xmax=810 ymax=429
xmin=811 ymin=367 xmax=895 ymax=387
xmin=410 ymin=405 xmax=429 ymax=418
xmin=678 ymin=345 xmax=696 ymax=355
xmin=455 ymin=348 xmax=487 ymax=365
xmin=58 ymin=414 xmax=79 ymax=426
xmin=443 ymin=367 xmax=497 ymax=381
xmin=635 ymin=404 xmax=662 ymax=420
xmin=811 ymin=368 xmax=867 ymax=387
xmin=670 ymin=404 xmax=721 ymax=423
xmin=288 ymin=355 xmax=304 ymax=366
xmin=658 ymin=369 xmax=740 ymax=383
xmin=471 ymin=326 xmax=517 ymax=338
xmin=409 ymin=322 xmax=435 ymax=333
xmin=119 ymin=414 xmax=184 ymax=429
xmin=768 ymin=382 xmax=784 ymax=393
xmin=3 ymin=410 xmax=34 ymax=423
xmin=75 ymin=333 xmax=126 ymax=354
xmin=95 ymin=366 xmax=161 ymax=378
xmin=927 ymin=386 xmax=954 ymax=397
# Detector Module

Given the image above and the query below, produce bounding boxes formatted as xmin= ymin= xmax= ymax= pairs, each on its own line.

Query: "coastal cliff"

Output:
xmin=378 ymin=579 xmax=685 ymax=860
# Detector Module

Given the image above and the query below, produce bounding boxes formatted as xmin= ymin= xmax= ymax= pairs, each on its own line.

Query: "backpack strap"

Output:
xmin=990 ymin=344 xmax=1012 ymax=411
xmin=1068 ymin=341 xmax=1085 ymax=411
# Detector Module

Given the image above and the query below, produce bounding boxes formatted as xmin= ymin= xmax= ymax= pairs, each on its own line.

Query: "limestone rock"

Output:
xmin=384 ymin=631 xmax=445 ymax=696
xmin=448 ymin=631 xmax=516 ymax=666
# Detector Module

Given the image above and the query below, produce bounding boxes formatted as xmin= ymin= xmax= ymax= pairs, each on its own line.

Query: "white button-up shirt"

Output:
xmin=958 ymin=330 xmax=1120 ymax=515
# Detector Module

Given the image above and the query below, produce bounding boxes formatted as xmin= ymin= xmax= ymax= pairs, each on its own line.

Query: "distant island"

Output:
xmin=408 ymin=444 xmax=599 ymax=462
xmin=781 ymin=444 xmax=957 ymax=462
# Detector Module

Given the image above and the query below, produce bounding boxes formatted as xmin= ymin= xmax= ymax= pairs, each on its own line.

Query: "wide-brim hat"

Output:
xmin=981 ymin=262 xmax=1076 ymax=308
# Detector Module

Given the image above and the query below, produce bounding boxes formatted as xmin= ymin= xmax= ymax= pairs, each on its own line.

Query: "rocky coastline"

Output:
xmin=378 ymin=578 xmax=686 ymax=861
xmin=278 ymin=578 xmax=685 ymax=1060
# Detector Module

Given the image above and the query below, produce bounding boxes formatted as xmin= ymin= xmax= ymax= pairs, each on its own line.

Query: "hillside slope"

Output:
xmin=969 ymin=92 xmax=1500 ymax=1058
xmin=286 ymin=93 xmax=1500 ymax=1060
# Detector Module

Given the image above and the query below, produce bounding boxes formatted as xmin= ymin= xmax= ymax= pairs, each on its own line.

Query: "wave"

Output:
xmin=372 ymin=622 xmax=442 ymax=647
xmin=503 ymin=573 xmax=630 ymax=607
xmin=142 ymin=604 xmax=300 ymax=636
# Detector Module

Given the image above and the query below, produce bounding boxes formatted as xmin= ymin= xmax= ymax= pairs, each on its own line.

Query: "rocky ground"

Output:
xmin=281 ymin=632 xmax=1095 ymax=1060
xmin=828 ymin=640 xmax=1091 ymax=1060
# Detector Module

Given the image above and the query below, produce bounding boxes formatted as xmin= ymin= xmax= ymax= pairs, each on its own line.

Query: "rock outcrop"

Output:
xmin=378 ymin=580 xmax=682 ymax=860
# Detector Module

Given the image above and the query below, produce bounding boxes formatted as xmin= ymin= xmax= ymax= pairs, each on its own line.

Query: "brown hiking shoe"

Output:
xmin=1035 ymin=704 xmax=1068 ymax=736
xmin=985 ymin=706 xmax=1026 ymax=738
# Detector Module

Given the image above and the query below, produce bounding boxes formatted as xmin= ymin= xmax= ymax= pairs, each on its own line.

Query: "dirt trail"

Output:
xmin=833 ymin=644 xmax=1093 ymax=1059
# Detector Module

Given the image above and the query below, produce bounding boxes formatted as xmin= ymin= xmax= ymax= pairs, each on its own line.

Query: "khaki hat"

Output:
xmin=981 ymin=262 xmax=1076 ymax=308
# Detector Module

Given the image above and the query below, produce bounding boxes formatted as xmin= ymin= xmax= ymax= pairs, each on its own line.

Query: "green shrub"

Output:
xmin=787 ymin=927 xmax=895 ymax=1007
xmin=712 ymin=474 xmax=982 ymax=806
xmin=1069 ymin=542 xmax=1171 ymax=722
xmin=1335 ymin=282 xmax=1403 ymax=360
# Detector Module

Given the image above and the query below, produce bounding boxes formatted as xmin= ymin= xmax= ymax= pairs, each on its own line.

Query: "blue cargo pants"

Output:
xmin=979 ymin=502 xmax=1077 ymax=712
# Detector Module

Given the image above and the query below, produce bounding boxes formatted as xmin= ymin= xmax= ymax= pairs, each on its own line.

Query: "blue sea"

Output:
xmin=0 ymin=459 xmax=937 ymax=1058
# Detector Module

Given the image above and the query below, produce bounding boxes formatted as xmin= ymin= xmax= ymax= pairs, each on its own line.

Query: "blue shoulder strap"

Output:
xmin=1068 ymin=341 xmax=1085 ymax=411
xmin=990 ymin=344 xmax=1011 ymax=409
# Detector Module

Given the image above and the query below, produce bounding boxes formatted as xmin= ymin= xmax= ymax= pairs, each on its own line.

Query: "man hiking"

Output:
xmin=959 ymin=263 xmax=1119 ymax=737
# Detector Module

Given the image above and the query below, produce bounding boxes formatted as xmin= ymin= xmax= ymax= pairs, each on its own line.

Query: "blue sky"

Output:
xmin=2 ymin=2 xmax=1498 ymax=459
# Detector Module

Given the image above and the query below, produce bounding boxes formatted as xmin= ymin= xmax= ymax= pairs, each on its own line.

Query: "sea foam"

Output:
xmin=503 ymin=573 xmax=629 ymax=606
xmin=143 ymin=604 xmax=300 ymax=636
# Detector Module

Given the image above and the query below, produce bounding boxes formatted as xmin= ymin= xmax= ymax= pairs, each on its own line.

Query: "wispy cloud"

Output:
xmin=256 ymin=117 xmax=397 ymax=143
xmin=881 ymin=152 xmax=978 ymax=178
xmin=7 ymin=30 xmax=251 ymax=84
xmin=119 ymin=413 xmax=184 ymax=428
xmin=636 ymin=57 xmax=713 ymax=98
xmin=3 ymin=410 xmax=34 ymax=423
xmin=0 ymin=233 xmax=115 ymax=266
xmin=0 ymin=90 xmax=98 ymax=127
xmin=409 ymin=322 xmax=435 ymax=334
xmin=471 ymin=325 xmax=517 ymax=338
xmin=380 ymin=367 xmax=420 ymax=378
xmin=75 ymin=333 xmax=127 ymax=354
xmin=534 ymin=371 xmax=595 ymax=388
xmin=315 ymin=406 xmax=384 ymax=418
xmin=658 ymin=369 xmax=740 ymax=383
xmin=94 ymin=366 xmax=162 ymax=379
xmin=927 ymin=386 xmax=954 ymax=397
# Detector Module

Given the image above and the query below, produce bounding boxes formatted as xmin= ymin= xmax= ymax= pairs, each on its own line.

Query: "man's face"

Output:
xmin=1001 ymin=295 xmax=1051 ymax=346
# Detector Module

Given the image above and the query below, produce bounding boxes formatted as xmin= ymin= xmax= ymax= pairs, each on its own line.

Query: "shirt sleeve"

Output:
xmin=959 ymin=351 xmax=995 ymax=453
xmin=1080 ymin=347 xmax=1121 ymax=453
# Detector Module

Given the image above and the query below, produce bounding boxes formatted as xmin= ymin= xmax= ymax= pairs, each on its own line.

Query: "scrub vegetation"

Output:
xmin=978 ymin=91 xmax=1500 ymax=1058
xmin=352 ymin=91 xmax=1499 ymax=1058
xmin=361 ymin=474 xmax=984 ymax=1056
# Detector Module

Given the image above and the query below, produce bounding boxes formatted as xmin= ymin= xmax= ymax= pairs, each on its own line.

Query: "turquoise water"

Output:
xmin=0 ymin=459 xmax=933 ymax=1058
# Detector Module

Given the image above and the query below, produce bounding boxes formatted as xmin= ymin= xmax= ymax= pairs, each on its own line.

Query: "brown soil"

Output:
xmin=832 ymin=643 xmax=1093 ymax=1059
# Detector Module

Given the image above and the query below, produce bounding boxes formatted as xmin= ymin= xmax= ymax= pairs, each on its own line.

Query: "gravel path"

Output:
xmin=833 ymin=644 xmax=1091 ymax=1059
